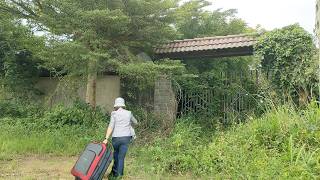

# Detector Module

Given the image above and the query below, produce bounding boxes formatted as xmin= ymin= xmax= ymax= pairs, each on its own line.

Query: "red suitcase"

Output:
xmin=71 ymin=142 xmax=113 ymax=180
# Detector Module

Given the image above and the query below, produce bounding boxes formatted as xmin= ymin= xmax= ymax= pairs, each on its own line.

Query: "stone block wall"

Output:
xmin=154 ymin=75 xmax=177 ymax=123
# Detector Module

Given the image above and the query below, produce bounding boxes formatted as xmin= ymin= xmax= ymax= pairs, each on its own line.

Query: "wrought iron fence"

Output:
xmin=176 ymin=70 xmax=263 ymax=122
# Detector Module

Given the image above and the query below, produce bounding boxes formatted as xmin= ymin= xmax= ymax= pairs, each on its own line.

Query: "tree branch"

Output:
xmin=10 ymin=0 xmax=38 ymax=16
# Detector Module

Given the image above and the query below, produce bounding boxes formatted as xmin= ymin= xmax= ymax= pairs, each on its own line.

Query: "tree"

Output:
xmin=0 ymin=14 xmax=44 ymax=100
xmin=0 ymin=0 xmax=179 ymax=108
xmin=255 ymin=24 xmax=318 ymax=105
xmin=173 ymin=0 xmax=248 ymax=39
xmin=169 ymin=0 xmax=254 ymax=84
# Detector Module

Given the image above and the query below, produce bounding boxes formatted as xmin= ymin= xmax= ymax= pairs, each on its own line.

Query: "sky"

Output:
xmin=205 ymin=0 xmax=315 ymax=34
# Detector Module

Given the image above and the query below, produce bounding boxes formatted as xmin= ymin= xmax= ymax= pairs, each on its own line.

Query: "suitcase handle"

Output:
xmin=105 ymin=141 xmax=114 ymax=152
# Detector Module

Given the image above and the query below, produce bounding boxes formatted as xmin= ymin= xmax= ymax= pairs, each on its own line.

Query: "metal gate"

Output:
xmin=176 ymin=70 xmax=261 ymax=121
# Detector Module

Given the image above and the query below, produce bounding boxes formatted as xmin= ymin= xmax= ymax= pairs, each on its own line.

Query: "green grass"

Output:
xmin=0 ymin=101 xmax=108 ymax=160
xmin=0 ymin=119 xmax=106 ymax=160
xmin=0 ymin=103 xmax=319 ymax=179
xmin=133 ymin=103 xmax=320 ymax=178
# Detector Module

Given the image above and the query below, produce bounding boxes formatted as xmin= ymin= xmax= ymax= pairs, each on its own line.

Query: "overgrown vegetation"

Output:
xmin=0 ymin=100 xmax=160 ymax=159
xmin=1 ymin=101 xmax=318 ymax=179
xmin=0 ymin=101 xmax=107 ymax=159
xmin=132 ymin=103 xmax=320 ymax=178
xmin=176 ymin=56 xmax=263 ymax=118
xmin=119 ymin=59 xmax=187 ymax=109
xmin=0 ymin=15 xmax=44 ymax=101
xmin=0 ymin=0 xmax=319 ymax=179
xmin=255 ymin=24 xmax=318 ymax=105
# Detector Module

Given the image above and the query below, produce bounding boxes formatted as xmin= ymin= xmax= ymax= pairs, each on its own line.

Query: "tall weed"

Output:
xmin=135 ymin=103 xmax=320 ymax=178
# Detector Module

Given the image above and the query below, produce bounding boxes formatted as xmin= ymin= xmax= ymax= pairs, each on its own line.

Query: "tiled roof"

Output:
xmin=154 ymin=34 xmax=257 ymax=54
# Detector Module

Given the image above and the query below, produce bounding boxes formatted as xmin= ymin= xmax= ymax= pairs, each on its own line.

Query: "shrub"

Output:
xmin=0 ymin=100 xmax=109 ymax=158
xmin=255 ymin=24 xmax=318 ymax=104
xmin=135 ymin=103 xmax=320 ymax=178
xmin=0 ymin=100 xmax=42 ymax=118
xmin=133 ymin=118 xmax=208 ymax=174
xmin=40 ymin=100 xmax=108 ymax=128
xmin=0 ymin=101 xmax=22 ymax=117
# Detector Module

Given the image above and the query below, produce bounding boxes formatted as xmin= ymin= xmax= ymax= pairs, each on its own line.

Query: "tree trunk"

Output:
xmin=85 ymin=60 xmax=97 ymax=109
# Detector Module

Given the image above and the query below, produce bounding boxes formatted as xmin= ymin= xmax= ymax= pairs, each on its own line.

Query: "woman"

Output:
xmin=103 ymin=97 xmax=137 ymax=178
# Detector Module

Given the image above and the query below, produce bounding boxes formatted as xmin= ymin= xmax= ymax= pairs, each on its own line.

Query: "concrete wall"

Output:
xmin=35 ymin=75 xmax=120 ymax=113
xmin=154 ymin=75 xmax=177 ymax=124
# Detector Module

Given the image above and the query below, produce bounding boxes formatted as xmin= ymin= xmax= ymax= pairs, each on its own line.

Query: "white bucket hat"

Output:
xmin=114 ymin=97 xmax=126 ymax=107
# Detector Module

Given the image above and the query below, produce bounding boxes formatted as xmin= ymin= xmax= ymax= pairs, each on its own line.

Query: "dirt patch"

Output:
xmin=0 ymin=155 xmax=152 ymax=180
xmin=0 ymin=155 xmax=191 ymax=180
xmin=0 ymin=155 xmax=77 ymax=180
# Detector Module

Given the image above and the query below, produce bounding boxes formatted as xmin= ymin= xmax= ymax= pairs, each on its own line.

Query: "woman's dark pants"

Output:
xmin=111 ymin=136 xmax=132 ymax=177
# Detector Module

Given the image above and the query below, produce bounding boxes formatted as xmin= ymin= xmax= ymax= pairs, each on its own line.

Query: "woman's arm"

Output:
xmin=104 ymin=127 xmax=113 ymax=140
xmin=103 ymin=113 xmax=115 ymax=144
xmin=130 ymin=113 xmax=138 ymax=126
xmin=103 ymin=127 xmax=113 ymax=144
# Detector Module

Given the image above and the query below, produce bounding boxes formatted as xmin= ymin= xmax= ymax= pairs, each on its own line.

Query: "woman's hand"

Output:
xmin=104 ymin=127 xmax=113 ymax=144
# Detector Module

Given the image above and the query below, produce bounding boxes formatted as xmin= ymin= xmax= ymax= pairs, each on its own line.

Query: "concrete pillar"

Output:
xmin=154 ymin=75 xmax=177 ymax=125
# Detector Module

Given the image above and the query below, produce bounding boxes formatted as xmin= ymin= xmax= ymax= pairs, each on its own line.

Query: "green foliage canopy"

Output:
xmin=118 ymin=59 xmax=186 ymax=91
xmin=0 ymin=0 xmax=180 ymax=76
xmin=0 ymin=15 xmax=44 ymax=100
xmin=255 ymin=24 xmax=318 ymax=100
xmin=174 ymin=0 xmax=249 ymax=39
xmin=0 ymin=0 xmax=252 ymax=75
xmin=0 ymin=0 xmax=259 ymax=108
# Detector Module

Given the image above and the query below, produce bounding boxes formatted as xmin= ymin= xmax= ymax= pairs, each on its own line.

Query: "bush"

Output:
xmin=40 ymin=100 xmax=108 ymax=128
xmin=0 ymin=100 xmax=42 ymax=118
xmin=0 ymin=100 xmax=110 ymax=159
xmin=0 ymin=100 xmax=109 ymax=129
xmin=1 ymin=99 xmax=319 ymax=178
xmin=0 ymin=101 xmax=22 ymax=117
xmin=255 ymin=24 xmax=318 ymax=103
xmin=135 ymin=103 xmax=320 ymax=178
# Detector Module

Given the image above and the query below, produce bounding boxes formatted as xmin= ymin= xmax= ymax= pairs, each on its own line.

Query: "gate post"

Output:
xmin=154 ymin=75 xmax=177 ymax=125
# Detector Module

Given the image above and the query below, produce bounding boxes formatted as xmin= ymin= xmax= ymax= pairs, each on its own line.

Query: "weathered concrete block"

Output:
xmin=154 ymin=75 xmax=177 ymax=123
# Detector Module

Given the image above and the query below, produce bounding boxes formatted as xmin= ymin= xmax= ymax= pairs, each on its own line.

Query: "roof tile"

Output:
xmin=154 ymin=34 xmax=257 ymax=54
